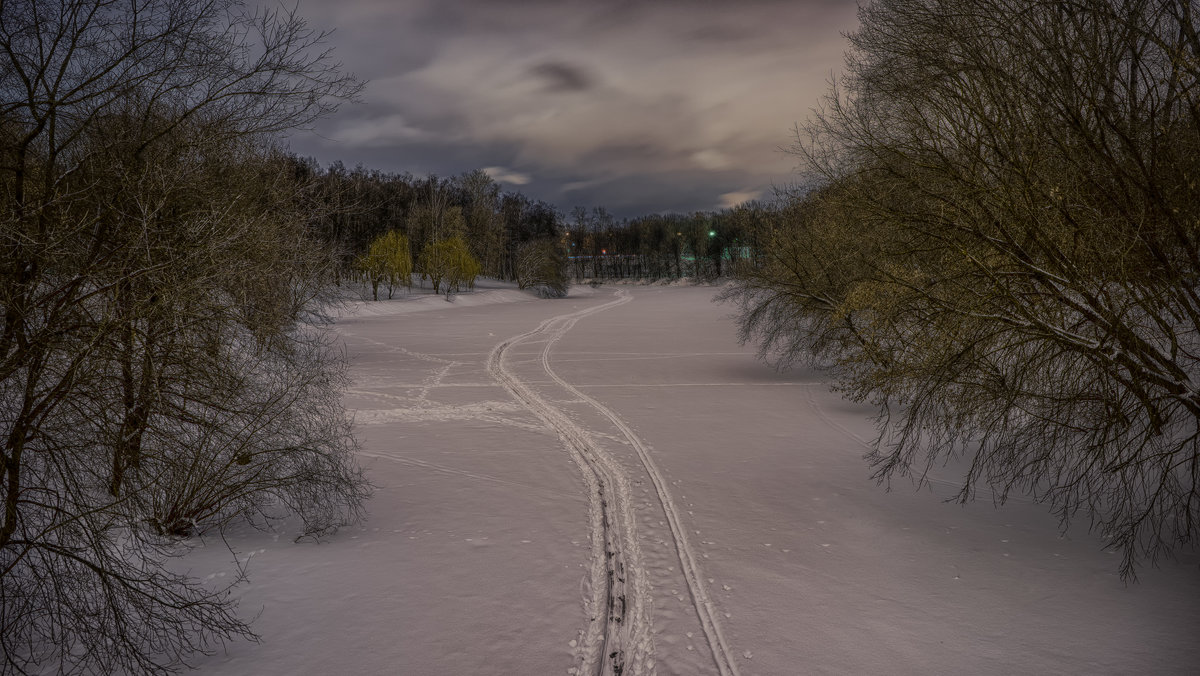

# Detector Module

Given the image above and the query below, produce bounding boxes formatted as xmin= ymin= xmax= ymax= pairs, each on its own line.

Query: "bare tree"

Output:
xmin=0 ymin=1 xmax=367 ymax=672
xmin=725 ymin=0 xmax=1200 ymax=578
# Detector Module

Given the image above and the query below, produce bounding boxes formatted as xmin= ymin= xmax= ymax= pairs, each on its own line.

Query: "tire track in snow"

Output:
xmin=487 ymin=292 xmax=645 ymax=676
xmin=489 ymin=290 xmax=740 ymax=676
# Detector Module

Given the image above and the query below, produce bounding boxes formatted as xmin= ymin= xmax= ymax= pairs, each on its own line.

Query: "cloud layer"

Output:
xmin=288 ymin=0 xmax=860 ymax=217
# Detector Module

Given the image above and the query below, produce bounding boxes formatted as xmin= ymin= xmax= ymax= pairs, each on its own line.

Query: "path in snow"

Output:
xmin=538 ymin=297 xmax=739 ymax=676
xmin=488 ymin=289 xmax=738 ymax=676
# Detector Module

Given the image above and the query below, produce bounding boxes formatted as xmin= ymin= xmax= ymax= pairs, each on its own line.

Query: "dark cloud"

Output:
xmin=288 ymin=0 xmax=862 ymax=216
xmin=552 ymin=170 xmax=758 ymax=218
xmin=575 ymin=141 xmax=678 ymax=167
xmin=528 ymin=61 xmax=596 ymax=93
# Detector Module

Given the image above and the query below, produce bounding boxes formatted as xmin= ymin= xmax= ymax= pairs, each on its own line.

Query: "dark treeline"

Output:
xmin=293 ymin=158 xmax=777 ymax=288
xmin=294 ymin=161 xmax=561 ymax=285
xmin=562 ymin=205 xmax=772 ymax=281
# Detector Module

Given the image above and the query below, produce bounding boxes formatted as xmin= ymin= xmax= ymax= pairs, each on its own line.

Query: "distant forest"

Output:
xmin=297 ymin=159 xmax=773 ymax=291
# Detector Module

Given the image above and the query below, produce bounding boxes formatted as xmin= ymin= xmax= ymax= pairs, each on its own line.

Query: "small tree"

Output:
xmin=358 ymin=230 xmax=413 ymax=300
xmin=515 ymin=239 xmax=569 ymax=297
xmin=419 ymin=236 xmax=480 ymax=294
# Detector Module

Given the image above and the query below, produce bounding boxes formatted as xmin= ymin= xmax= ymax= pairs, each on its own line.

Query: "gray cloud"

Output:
xmin=289 ymin=0 xmax=861 ymax=217
xmin=683 ymin=24 xmax=758 ymax=45
xmin=528 ymin=61 xmax=596 ymax=93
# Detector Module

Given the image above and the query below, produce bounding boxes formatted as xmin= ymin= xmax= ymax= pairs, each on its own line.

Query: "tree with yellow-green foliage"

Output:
xmin=358 ymin=230 xmax=413 ymax=300
xmin=418 ymin=236 xmax=480 ymax=295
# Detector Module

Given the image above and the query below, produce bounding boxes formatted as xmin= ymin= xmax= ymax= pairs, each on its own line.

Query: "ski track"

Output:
xmin=487 ymin=295 xmax=640 ymax=676
xmin=487 ymin=290 xmax=739 ymax=676
xmin=544 ymin=300 xmax=741 ymax=676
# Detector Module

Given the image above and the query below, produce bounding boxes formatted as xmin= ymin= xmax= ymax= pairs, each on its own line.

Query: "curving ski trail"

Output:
xmin=543 ymin=304 xmax=741 ymax=676
xmin=488 ymin=289 xmax=740 ymax=676
xmin=487 ymin=292 xmax=645 ymax=676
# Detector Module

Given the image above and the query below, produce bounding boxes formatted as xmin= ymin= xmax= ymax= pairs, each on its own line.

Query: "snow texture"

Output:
xmin=184 ymin=283 xmax=1200 ymax=675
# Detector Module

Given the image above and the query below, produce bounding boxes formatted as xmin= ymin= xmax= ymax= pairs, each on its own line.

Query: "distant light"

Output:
xmin=601 ymin=249 xmax=607 ymax=254
xmin=708 ymin=230 xmax=716 ymax=237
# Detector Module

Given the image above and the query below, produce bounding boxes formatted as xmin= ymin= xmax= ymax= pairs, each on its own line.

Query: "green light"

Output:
xmin=708 ymin=230 xmax=716 ymax=237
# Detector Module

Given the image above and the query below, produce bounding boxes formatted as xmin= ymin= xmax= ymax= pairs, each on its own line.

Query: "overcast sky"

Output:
xmin=286 ymin=0 xmax=862 ymax=218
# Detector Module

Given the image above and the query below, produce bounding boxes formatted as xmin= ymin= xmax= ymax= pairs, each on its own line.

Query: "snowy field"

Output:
xmin=185 ymin=282 xmax=1200 ymax=675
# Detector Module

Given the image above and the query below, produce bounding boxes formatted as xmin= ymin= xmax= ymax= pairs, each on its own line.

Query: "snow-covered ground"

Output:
xmin=185 ymin=282 xmax=1200 ymax=675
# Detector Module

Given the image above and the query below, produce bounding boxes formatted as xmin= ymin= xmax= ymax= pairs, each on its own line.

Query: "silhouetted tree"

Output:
xmin=0 ymin=1 xmax=368 ymax=672
xmin=724 ymin=0 xmax=1200 ymax=578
